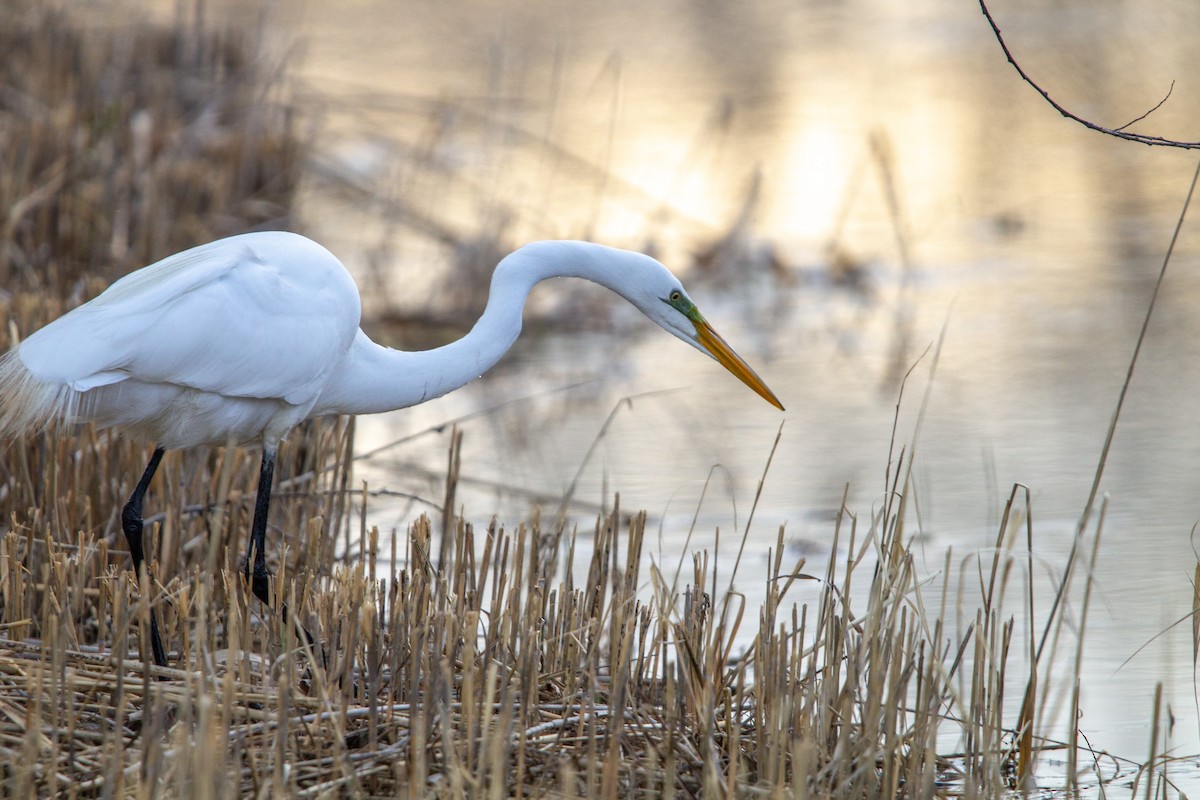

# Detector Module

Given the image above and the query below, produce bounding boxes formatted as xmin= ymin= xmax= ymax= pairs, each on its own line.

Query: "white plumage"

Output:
xmin=2 ymin=232 xmax=781 ymax=445
xmin=2 ymin=233 xmax=359 ymax=447
xmin=0 ymin=231 xmax=782 ymax=667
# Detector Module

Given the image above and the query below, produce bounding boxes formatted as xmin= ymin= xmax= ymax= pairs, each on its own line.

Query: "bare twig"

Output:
xmin=979 ymin=0 xmax=1200 ymax=149
xmin=1115 ymin=81 xmax=1175 ymax=132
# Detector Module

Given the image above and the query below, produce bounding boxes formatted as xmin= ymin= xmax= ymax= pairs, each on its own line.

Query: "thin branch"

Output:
xmin=979 ymin=0 xmax=1200 ymax=149
xmin=1115 ymin=81 xmax=1174 ymax=132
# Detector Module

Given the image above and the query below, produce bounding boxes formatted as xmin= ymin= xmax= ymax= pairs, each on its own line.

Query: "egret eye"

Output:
xmin=669 ymin=290 xmax=683 ymax=303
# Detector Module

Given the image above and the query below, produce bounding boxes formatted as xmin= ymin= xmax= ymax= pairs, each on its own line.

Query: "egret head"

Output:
xmin=611 ymin=252 xmax=784 ymax=412
xmin=504 ymin=240 xmax=785 ymax=411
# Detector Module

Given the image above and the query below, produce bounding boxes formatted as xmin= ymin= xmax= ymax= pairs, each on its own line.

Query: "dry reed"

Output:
xmin=1 ymin=412 xmax=1129 ymax=797
xmin=0 ymin=418 xmax=996 ymax=797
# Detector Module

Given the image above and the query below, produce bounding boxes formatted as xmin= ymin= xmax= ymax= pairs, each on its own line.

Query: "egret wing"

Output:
xmin=20 ymin=233 xmax=361 ymax=406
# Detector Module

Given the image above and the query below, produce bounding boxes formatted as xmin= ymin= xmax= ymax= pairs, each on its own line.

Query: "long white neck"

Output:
xmin=310 ymin=241 xmax=669 ymax=417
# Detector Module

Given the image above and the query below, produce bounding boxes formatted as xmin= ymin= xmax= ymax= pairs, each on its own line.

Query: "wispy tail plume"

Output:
xmin=0 ymin=348 xmax=77 ymax=438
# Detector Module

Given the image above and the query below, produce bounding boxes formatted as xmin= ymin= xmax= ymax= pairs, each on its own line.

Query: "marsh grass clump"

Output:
xmin=0 ymin=0 xmax=299 ymax=294
xmin=0 ymin=350 xmax=1070 ymax=798
xmin=0 ymin=422 xmax=1080 ymax=797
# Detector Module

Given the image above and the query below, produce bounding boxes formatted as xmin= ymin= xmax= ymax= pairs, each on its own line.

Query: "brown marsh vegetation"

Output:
xmin=0 ymin=1 xmax=1183 ymax=797
xmin=0 ymin=0 xmax=298 ymax=292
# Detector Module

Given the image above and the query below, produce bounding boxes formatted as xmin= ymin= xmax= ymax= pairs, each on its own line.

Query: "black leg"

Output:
xmin=121 ymin=446 xmax=168 ymax=669
xmin=245 ymin=449 xmax=276 ymax=607
xmin=244 ymin=449 xmax=320 ymax=658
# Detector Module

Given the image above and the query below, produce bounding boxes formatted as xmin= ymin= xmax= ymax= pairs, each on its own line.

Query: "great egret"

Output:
xmin=0 ymin=231 xmax=783 ymax=669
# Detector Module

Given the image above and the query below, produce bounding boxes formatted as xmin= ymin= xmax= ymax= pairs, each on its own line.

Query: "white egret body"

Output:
xmin=0 ymin=231 xmax=783 ymax=667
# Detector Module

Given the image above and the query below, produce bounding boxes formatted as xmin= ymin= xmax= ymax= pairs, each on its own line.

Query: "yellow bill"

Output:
xmin=694 ymin=319 xmax=785 ymax=411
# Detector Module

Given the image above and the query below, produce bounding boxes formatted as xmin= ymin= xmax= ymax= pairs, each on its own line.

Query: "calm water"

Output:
xmin=194 ymin=0 xmax=1200 ymax=782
